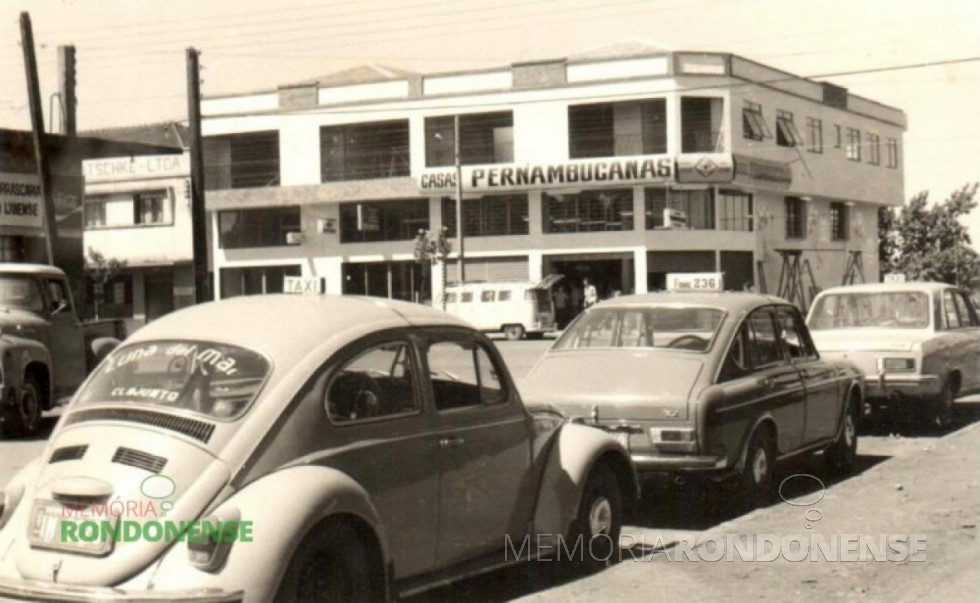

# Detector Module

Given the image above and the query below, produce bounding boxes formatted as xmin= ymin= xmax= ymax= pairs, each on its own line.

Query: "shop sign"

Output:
xmin=0 ymin=172 xmax=43 ymax=229
xmin=419 ymin=155 xmax=674 ymax=192
xmin=733 ymin=155 xmax=792 ymax=188
xmin=82 ymin=154 xmax=188 ymax=182
xmin=676 ymin=153 xmax=734 ymax=184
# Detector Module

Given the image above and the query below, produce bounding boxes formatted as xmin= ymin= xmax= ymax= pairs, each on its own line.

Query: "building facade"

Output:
xmin=201 ymin=46 xmax=906 ymax=307
xmin=81 ymin=123 xmax=195 ymax=330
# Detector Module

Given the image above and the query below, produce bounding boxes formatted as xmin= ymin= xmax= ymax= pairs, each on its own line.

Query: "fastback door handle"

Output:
xmin=761 ymin=377 xmax=775 ymax=390
xmin=438 ymin=436 xmax=465 ymax=449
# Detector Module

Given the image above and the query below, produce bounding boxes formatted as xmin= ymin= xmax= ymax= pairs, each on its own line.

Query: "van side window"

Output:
xmin=498 ymin=290 xmax=511 ymax=301
xmin=445 ymin=292 xmax=457 ymax=304
xmin=481 ymin=290 xmax=495 ymax=302
xmin=461 ymin=292 xmax=473 ymax=303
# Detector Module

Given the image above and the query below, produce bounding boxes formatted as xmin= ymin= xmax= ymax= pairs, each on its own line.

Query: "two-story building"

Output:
xmin=81 ymin=122 xmax=195 ymax=330
xmin=201 ymin=44 xmax=906 ymax=307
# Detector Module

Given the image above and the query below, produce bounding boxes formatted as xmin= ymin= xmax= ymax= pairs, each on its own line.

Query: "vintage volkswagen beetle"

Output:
xmin=522 ymin=291 xmax=863 ymax=503
xmin=807 ymin=281 xmax=980 ymax=427
xmin=0 ymin=294 xmax=637 ymax=601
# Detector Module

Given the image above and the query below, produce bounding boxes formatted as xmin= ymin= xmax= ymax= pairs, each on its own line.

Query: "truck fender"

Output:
xmin=0 ymin=338 xmax=51 ymax=406
xmin=148 ymin=464 xmax=388 ymax=602
xmin=532 ymin=423 xmax=638 ymax=542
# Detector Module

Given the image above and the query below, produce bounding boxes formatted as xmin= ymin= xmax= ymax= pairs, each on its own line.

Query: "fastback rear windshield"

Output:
xmin=76 ymin=341 xmax=270 ymax=420
xmin=555 ymin=305 xmax=724 ymax=351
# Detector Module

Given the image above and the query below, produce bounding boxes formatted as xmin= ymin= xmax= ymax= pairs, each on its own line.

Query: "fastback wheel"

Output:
xmin=568 ymin=463 xmax=622 ymax=567
xmin=275 ymin=521 xmax=380 ymax=602
xmin=826 ymin=394 xmax=858 ymax=474
xmin=739 ymin=429 xmax=774 ymax=509
xmin=503 ymin=324 xmax=525 ymax=341
xmin=2 ymin=375 xmax=43 ymax=438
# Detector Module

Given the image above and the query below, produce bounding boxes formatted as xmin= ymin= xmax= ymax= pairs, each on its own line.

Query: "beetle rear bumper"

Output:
xmin=0 ymin=578 xmax=242 ymax=602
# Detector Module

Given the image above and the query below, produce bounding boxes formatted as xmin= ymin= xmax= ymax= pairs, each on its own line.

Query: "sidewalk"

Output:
xmin=521 ymin=421 xmax=980 ymax=602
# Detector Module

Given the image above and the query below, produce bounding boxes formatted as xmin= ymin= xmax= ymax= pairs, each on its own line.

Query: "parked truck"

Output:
xmin=0 ymin=263 xmax=123 ymax=437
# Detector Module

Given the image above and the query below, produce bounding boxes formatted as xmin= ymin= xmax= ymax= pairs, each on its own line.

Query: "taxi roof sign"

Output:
xmin=666 ymin=272 xmax=724 ymax=292
xmin=284 ymin=276 xmax=325 ymax=295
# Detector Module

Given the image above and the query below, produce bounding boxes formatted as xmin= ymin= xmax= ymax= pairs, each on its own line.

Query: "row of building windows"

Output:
xmin=215 ymin=188 xmax=757 ymax=249
xmin=84 ymin=190 xmax=173 ymax=228
xmin=744 ymin=104 xmax=899 ymax=168
xmin=202 ymin=96 xmax=737 ymax=191
xmin=784 ymin=197 xmax=850 ymax=240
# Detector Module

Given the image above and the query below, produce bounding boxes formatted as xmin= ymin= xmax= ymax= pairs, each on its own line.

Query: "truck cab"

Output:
xmin=0 ymin=264 xmax=121 ymax=437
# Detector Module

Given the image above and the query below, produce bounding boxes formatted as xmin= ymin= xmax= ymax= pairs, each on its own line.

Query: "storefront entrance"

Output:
xmin=342 ymin=260 xmax=423 ymax=303
xmin=543 ymin=252 xmax=634 ymax=321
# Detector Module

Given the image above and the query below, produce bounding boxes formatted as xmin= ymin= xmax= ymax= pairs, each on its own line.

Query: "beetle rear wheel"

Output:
xmin=2 ymin=375 xmax=42 ymax=438
xmin=275 ymin=521 xmax=380 ymax=602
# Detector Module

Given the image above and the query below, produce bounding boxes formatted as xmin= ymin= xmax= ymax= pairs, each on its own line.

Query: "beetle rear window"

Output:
xmin=75 ymin=341 xmax=270 ymax=419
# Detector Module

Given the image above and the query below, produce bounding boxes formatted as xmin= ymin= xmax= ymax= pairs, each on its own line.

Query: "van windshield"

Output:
xmin=75 ymin=341 xmax=271 ymax=419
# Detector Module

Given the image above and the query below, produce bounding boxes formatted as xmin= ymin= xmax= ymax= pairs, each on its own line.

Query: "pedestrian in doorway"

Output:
xmin=583 ymin=278 xmax=598 ymax=309
xmin=552 ymin=286 xmax=569 ymax=328
xmin=570 ymin=284 xmax=583 ymax=315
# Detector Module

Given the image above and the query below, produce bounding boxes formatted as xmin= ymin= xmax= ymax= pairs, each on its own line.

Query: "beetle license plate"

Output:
xmin=29 ymin=500 xmax=115 ymax=556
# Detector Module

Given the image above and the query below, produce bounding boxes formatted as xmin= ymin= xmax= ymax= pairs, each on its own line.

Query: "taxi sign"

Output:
xmin=666 ymin=272 xmax=724 ymax=292
xmin=284 ymin=276 xmax=325 ymax=294
xmin=883 ymin=273 xmax=906 ymax=284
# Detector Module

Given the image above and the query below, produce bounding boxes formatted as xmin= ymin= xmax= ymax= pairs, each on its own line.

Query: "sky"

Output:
xmin=1 ymin=0 xmax=979 ymax=236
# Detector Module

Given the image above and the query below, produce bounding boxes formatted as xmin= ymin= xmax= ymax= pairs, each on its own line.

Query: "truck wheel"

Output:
xmin=739 ymin=429 xmax=774 ymax=509
xmin=569 ymin=463 xmax=622 ymax=568
xmin=2 ymin=375 xmax=43 ymax=438
xmin=275 ymin=521 xmax=379 ymax=602
xmin=826 ymin=394 xmax=858 ymax=474
xmin=503 ymin=325 xmax=525 ymax=341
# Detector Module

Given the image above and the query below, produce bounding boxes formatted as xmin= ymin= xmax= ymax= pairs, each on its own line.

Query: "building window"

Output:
xmin=568 ymin=99 xmax=667 ymax=158
xmin=867 ymin=133 xmax=881 ymax=166
xmin=834 ymin=124 xmax=842 ymax=148
xmin=441 ymin=194 xmax=528 ymax=237
xmin=775 ymin=110 xmax=804 ymax=147
xmin=425 ymin=112 xmax=513 ymax=167
xmin=339 ymin=199 xmax=428 ymax=243
xmin=645 ymin=188 xmax=714 ymax=230
xmin=321 ymin=120 xmax=410 ymax=181
xmin=220 ymin=264 xmax=301 ymax=298
xmin=84 ymin=197 xmax=106 ymax=227
xmin=681 ymin=97 xmax=725 ymax=153
xmin=543 ymin=189 xmax=633 ymax=233
xmin=806 ymin=117 xmax=823 ymax=153
xmin=85 ymin=274 xmax=133 ymax=319
xmin=886 ymin=138 xmax=900 ymax=169
xmin=0 ymin=236 xmax=26 ymax=262
xmin=84 ymin=190 xmax=172 ymax=228
xmin=718 ymin=189 xmax=753 ymax=232
xmin=133 ymin=190 xmax=171 ymax=225
xmin=742 ymin=102 xmax=770 ymax=141
xmin=845 ymin=128 xmax=861 ymax=161
xmin=218 ymin=207 xmax=301 ymax=249
xmin=830 ymin=202 xmax=849 ymax=241
xmin=785 ymin=197 xmax=807 ymax=239
xmin=203 ymin=131 xmax=280 ymax=190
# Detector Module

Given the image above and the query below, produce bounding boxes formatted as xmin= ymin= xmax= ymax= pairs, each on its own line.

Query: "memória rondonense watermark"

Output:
xmin=505 ymin=533 xmax=927 ymax=563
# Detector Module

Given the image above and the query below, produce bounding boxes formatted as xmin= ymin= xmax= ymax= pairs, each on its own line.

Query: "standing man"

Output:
xmin=552 ymin=286 xmax=569 ymax=328
xmin=583 ymin=278 xmax=598 ymax=309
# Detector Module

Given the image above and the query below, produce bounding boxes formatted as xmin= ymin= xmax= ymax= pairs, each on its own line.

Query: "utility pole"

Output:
xmin=186 ymin=48 xmax=210 ymax=303
xmin=20 ymin=12 xmax=57 ymax=265
xmin=58 ymin=45 xmax=77 ymax=135
xmin=453 ymin=114 xmax=465 ymax=284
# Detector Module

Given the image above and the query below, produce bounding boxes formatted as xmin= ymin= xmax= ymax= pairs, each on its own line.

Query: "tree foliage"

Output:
xmin=413 ymin=227 xmax=452 ymax=308
xmin=878 ymin=183 xmax=980 ymax=287
xmin=85 ymin=247 xmax=127 ymax=320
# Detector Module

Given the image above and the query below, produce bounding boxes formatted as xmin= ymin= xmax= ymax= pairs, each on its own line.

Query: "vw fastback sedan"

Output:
xmin=0 ymin=295 xmax=637 ymax=602
xmin=807 ymin=281 xmax=980 ymax=427
xmin=522 ymin=292 xmax=863 ymax=503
